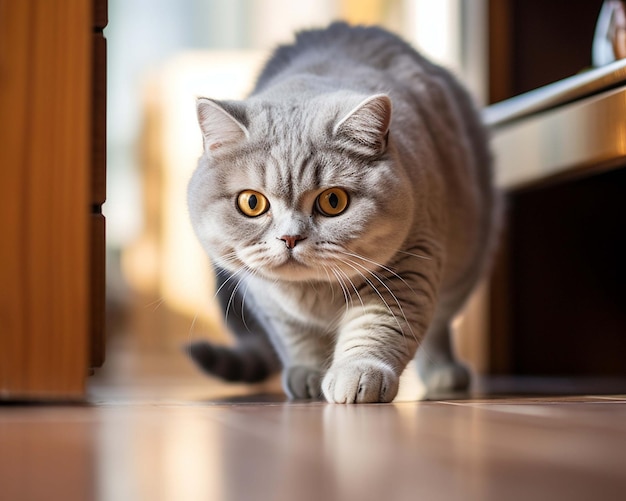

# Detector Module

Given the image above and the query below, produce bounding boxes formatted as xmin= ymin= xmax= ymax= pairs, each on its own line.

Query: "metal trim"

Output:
xmin=491 ymin=86 xmax=626 ymax=189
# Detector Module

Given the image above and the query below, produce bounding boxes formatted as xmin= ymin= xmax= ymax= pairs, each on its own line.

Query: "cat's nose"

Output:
xmin=279 ymin=235 xmax=306 ymax=249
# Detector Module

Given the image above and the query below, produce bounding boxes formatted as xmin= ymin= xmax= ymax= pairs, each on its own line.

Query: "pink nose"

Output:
xmin=279 ymin=235 xmax=306 ymax=249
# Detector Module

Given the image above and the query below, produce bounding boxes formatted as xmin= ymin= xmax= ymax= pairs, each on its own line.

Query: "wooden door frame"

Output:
xmin=0 ymin=0 xmax=92 ymax=399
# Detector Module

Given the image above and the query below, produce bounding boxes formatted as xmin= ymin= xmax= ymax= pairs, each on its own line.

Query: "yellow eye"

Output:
xmin=237 ymin=190 xmax=270 ymax=217
xmin=316 ymin=187 xmax=349 ymax=217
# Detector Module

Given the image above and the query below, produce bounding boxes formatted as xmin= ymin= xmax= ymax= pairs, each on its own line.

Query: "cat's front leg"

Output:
xmin=283 ymin=365 xmax=324 ymax=400
xmin=322 ymin=305 xmax=422 ymax=403
xmin=272 ymin=321 xmax=333 ymax=400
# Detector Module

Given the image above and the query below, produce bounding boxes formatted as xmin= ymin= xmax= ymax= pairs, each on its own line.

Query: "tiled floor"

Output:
xmin=2 ymin=308 xmax=626 ymax=501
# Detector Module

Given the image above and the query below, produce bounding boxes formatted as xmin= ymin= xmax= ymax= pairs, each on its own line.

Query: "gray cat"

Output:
xmin=186 ymin=23 xmax=499 ymax=403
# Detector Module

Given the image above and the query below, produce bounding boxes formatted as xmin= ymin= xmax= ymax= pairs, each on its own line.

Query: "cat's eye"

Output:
xmin=316 ymin=187 xmax=349 ymax=217
xmin=237 ymin=190 xmax=270 ymax=217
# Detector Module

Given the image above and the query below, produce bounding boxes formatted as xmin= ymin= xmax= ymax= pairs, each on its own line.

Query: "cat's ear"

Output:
xmin=333 ymin=94 xmax=391 ymax=156
xmin=196 ymin=98 xmax=249 ymax=152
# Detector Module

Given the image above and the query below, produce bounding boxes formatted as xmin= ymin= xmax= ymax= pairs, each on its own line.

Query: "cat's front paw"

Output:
xmin=322 ymin=360 xmax=399 ymax=403
xmin=283 ymin=365 xmax=323 ymax=400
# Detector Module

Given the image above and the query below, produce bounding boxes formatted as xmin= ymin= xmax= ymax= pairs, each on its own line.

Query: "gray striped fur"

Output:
xmin=187 ymin=23 xmax=499 ymax=403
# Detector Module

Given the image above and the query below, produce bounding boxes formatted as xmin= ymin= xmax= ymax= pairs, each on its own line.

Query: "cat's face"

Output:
xmin=188 ymin=94 xmax=413 ymax=283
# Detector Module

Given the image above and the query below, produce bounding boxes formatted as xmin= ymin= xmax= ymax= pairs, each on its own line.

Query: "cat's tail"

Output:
xmin=186 ymin=338 xmax=281 ymax=383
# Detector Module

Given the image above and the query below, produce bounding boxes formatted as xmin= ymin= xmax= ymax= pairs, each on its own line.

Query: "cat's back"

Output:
xmin=254 ymin=22 xmax=421 ymax=93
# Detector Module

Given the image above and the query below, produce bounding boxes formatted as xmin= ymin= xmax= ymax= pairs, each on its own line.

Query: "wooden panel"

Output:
xmin=487 ymin=0 xmax=513 ymax=104
xmin=90 ymin=214 xmax=106 ymax=368
xmin=91 ymin=32 xmax=107 ymax=207
xmin=93 ymin=0 xmax=108 ymax=29
xmin=90 ymin=0 xmax=108 ymax=370
xmin=0 ymin=0 xmax=92 ymax=399
xmin=487 ymin=207 xmax=514 ymax=374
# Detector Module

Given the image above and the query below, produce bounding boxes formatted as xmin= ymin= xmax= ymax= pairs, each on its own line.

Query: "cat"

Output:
xmin=186 ymin=22 xmax=499 ymax=403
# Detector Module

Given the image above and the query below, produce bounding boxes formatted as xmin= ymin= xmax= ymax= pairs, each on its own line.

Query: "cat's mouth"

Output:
xmin=278 ymin=254 xmax=309 ymax=269
xmin=264 ymin=254 xmax=314 ymax=280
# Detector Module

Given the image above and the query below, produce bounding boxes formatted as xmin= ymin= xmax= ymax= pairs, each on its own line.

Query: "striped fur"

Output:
xmin=187 ymin=23 xmax=499 ymax=403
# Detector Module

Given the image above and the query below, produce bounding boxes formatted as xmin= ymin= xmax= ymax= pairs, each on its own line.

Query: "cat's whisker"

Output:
xmin=304 ymin=276 xmax=321 ymax=297
xmin=338 ymin=248 xmax=424 ymax=308
xmin=322 ymin=264 xmax=337 ymax=303
xmin=224 ymin=271 xmax=249 ymax=327
xmin=239 ymin=270 xmax=257 ymax=333
xmin=365 ymin=244 xmax=433 ymax=261
xmin=338 ymin=258 xmax=416 ymax=355
xmin=339 ymin=248 xmax=398 ymax=274
xmin=213 ymin=251 xmax=242 ymax=270
xmin=335 ymin=265 xmax=365 ymax=311
xmin=330 ymin=265 xmax=354 ymax=331
xmin=329 ymin=265 xmax=351 ymax=314
xmin=349 ymin=260 xmax=417 ymax=341
xmin=219 ymin=250 xmax=239 ymax=260
xmin=213 ymin=264 xmax=247 ymax=300
xmin=320 ymin=264 xmax=337 ymax=303
xmin=336 ymin=258 xmax=408 ymax=349
xmin=323 ymin=264 xmax=348 ymax=325
xmin=187 ymin=312 xmax=200 ymax=342
xmin=392 ymin=249 xmax=432 ymax=261
xmin=336 ymin=267 xmax=355 ymax=310
xmin=340 ymin=260 xmax=406 ymax=346
xmin=213 ymin=264 xmax=249 ymax=328
xmin=143 ymin=297 xmax=166 ymax=312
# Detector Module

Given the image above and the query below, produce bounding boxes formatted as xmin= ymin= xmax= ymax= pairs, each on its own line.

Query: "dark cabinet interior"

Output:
xmin=492 ymin=168 xmax=626 ymax=376
xmin=488 ymin=0 xmax=605 ymax=104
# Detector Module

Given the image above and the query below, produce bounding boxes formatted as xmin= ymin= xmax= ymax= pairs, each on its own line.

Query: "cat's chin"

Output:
xmin=264 ymin=261 xmax=317 ymax=283
xmin=253 ymin=258 xmax=331 ymax=283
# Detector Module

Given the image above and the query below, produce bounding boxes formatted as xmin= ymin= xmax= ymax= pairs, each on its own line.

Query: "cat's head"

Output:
xmin=187 ymin=93 xmax=413 ymax=283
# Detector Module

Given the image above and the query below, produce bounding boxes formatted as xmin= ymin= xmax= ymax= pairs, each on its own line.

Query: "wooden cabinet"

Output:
xmin=484 ymin=0 xmax=626 ymax=377
xmin=0 ymin=0 xmax=107 ymax=399
xmin=486 ymin=65 xmax=626 ymax=376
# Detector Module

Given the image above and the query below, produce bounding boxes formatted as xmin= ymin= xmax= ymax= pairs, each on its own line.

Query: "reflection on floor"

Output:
xmin=1 ymin=297 xmax=626 ymax=501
